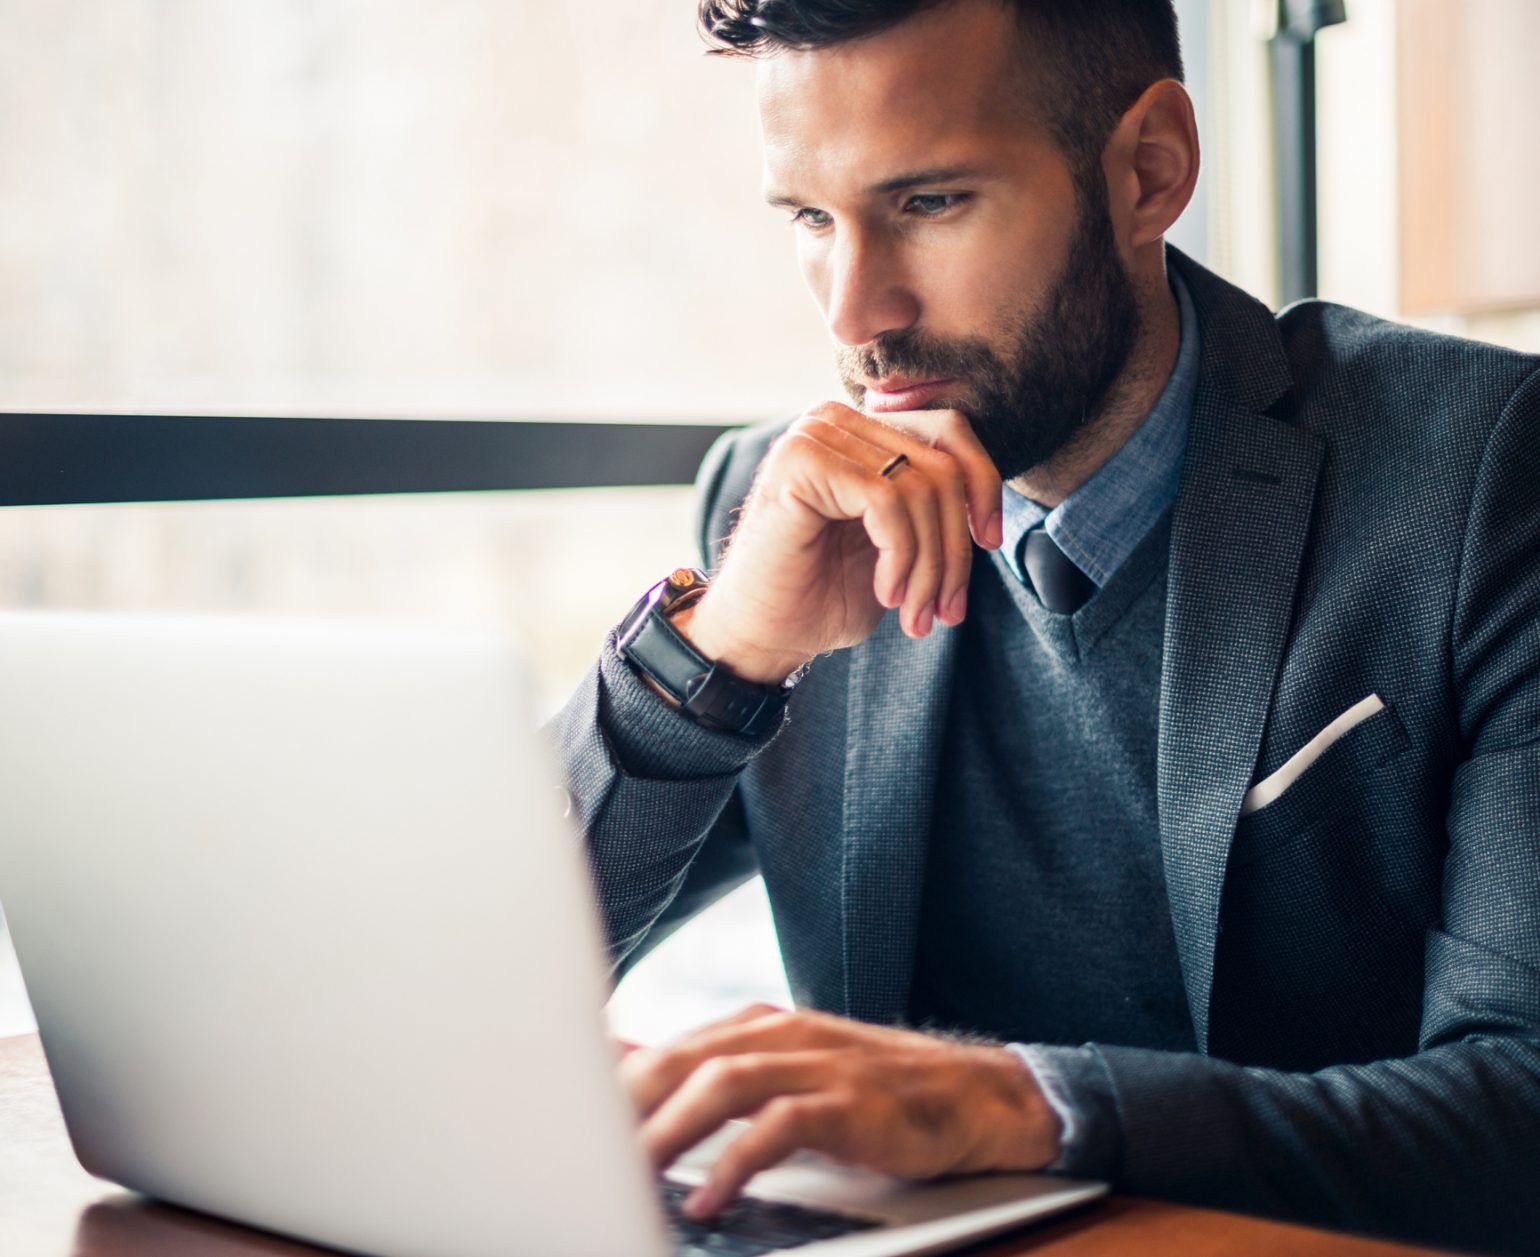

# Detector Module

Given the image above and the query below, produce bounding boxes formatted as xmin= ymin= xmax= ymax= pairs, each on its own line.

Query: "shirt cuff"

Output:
xmin=1006 ymin=1043 xmax=1121 ymax=1179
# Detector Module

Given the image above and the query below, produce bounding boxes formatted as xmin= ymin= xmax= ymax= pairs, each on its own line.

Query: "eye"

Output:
xmin=790 ymin=207 xmax=833 ymax=231
xmin=903 ymin=192 xmax=970 ymax=217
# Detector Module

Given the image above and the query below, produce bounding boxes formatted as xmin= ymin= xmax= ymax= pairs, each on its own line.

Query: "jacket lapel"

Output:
xmin=833 ymin=253 xmax=1324 ymax=1043
xmin=840 ymin=613 xmax=958 ymax=1024
xmin=1160 ymin=254 xmax=1325 ymax=1052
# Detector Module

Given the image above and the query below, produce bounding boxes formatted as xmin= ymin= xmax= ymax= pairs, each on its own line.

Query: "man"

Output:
xmin=550 ymin=1 xmax=1540 ymax=1251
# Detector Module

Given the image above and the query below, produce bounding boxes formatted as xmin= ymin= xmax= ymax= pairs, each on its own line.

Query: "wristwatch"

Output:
xmin=616 ymin=567 xmax=793 ymax=737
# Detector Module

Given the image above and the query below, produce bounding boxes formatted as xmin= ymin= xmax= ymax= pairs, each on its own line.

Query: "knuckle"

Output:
xmin=898 ymin=441 xmax=938 ymax=467
xmin=916 ymin=443 xmax=960 ymax=477
xmin=732 ymin=1051 xmax=774 ymax=1078
xmin=803 ymin=399 xmax=851 ymax=423
xmin=786 ymin=414 xmax=827 ymax=442
xmin=823 ymin=1084 xmax=862 ymax=1117
xmin=757 ymin=1009 xmax=800 ymax=1034
xmin=770 ymin=428 xmax=817 ymax=467
xmin=640 ymin=1045 xmax=684 ymax=1080
xmin=760 ymin=1095 xmax=810 ymax=1130
xmin=692 ymin=1056 xmax=737 ymax=1092
xmin=912 ymin=539 xmax=945 ymax=571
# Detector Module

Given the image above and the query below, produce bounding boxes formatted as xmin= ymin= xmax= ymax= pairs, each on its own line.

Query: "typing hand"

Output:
xmin=622 ymin=1004 xmax=1059 ymax=1219
xmin=675 ymin=403 xmax=1004 ymax=685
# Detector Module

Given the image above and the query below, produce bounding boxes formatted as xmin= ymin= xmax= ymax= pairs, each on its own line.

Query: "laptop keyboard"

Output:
xmin=660 ymin=1179 xmax=881 ymax=1255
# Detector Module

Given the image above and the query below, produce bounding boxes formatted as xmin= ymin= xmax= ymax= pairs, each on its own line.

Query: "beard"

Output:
xmin=836 ymin=179 xmax=1142 ymax=482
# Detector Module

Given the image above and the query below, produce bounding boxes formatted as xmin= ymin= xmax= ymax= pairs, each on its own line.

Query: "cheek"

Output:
xmin=796 ymin=236 xmax=832 ymax=310
xmin=913 ymin=218 xmax=1057 ymax=340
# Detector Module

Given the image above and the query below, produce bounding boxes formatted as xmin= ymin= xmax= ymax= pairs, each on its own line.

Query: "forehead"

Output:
xmin=756 ymin=0 xmax=1049 ymax=193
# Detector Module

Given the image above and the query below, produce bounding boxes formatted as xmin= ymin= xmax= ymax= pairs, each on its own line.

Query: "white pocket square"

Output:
xmin=1240 ymin=693 xmax=1386 ymax=817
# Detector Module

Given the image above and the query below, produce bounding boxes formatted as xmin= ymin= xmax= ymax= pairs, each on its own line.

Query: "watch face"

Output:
xmin=660 ymin=567 xmax=709 ymax=615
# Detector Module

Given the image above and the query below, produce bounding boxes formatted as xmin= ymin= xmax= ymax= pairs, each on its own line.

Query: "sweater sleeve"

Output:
xmin=545 ymin=421 xmax=789 ymax=970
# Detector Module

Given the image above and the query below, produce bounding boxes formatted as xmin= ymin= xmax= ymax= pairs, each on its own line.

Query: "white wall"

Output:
xmin=1314 ymin=0 xmax=1540 ymax=351
xmin=0 ymin=0 xmax=841 ymax=421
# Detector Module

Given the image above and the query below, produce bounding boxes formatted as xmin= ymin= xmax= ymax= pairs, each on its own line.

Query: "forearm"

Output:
xmin=545 ymin=632 xmax=780 ymax=966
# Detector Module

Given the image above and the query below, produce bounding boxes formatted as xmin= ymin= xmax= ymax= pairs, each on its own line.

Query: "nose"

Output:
xmin=815 ymin=230 xmax=920 ymax=348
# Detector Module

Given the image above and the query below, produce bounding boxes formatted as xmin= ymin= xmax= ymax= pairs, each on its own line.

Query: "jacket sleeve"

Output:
xmin=545 ymin=423 xmax=786 ymax=974
xmin=1034 ymin=368 xmax=1540 ymax=1256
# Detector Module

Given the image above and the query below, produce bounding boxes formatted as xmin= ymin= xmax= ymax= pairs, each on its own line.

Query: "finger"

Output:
xmin=789 ymin=411 xmax=900 ymax=473
xmin=927 ymin=460 xmax=972 ymax=625
xmin=692 ymin=1003 xmax=791 ymax=1032
xmin=888 ymin=469 xmax=944 ymax=637
xmin=686 ymin=1096 xmax=844 ymax=1219
xmin=624 ymin=1007 xmax=833 ymax=1119
xmin=641 ymin=1051 xmax=831 ymax=1172
xmin=795 ymin=415 xmax=972 ymax=625
xmin=774 ymin=430 xmax=918 ymax=608
xmin=864 ymin=409 xmax=1004 ymax=551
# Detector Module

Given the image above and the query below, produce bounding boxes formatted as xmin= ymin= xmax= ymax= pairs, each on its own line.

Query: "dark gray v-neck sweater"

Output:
xmin=907 ymin=513 xmax=1195 ymax=1052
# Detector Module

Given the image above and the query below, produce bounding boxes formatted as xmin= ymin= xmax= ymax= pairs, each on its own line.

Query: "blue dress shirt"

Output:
xmin=999 ymin=271 xmax=1200 ymax=1167
xmin=999 ymin=270 xmax=1200 ymax=591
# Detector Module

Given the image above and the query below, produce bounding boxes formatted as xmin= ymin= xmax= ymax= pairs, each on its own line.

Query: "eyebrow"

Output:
xmin=764 ymin=166 xmax=986 ymax=209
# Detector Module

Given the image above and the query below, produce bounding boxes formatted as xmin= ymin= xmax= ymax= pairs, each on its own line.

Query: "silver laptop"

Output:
xmin=0 ymin=611 xmax=1104 ymax=1257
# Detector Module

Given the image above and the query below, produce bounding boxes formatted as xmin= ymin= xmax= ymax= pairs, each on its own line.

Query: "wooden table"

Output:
xmin=1 ymin=1033 xmax=1457 ymax=1257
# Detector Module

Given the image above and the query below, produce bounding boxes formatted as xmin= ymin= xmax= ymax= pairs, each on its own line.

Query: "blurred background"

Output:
xmin=1 ymin=0 xmax=1537 ymax=1042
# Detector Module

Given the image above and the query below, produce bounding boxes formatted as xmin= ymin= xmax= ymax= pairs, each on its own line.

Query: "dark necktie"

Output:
xmin=1022 ymin=528 xmax=1096 ymax=614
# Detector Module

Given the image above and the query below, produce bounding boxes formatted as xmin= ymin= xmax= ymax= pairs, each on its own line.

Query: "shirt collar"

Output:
xmin=1000 ymin=268 xmax=1200 ymax=587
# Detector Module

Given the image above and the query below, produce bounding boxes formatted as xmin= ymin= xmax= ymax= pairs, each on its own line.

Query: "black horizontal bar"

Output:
xmin=0 ymin=414 xmax=735 ymax=506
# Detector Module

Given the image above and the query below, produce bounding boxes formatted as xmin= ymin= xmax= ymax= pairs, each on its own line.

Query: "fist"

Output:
xmin=679 ymin=402 xmax=1005 ymax=684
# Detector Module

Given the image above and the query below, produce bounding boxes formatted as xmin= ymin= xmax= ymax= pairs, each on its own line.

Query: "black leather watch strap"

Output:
xmin=616 ymin=574 xmax=790 ymax=737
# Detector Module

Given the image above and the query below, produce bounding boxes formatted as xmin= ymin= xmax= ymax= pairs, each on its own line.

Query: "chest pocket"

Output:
xmin=1230 ymin=699 xmax=1412 ymax=869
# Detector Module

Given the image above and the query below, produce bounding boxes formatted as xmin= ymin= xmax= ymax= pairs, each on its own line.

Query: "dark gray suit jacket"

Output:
xmin=551 ymin=252 xmax=1540 ymax=1254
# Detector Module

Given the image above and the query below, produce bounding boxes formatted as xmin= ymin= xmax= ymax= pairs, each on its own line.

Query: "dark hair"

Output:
xmin=697 ymin=0 xmax=1183 ymax=175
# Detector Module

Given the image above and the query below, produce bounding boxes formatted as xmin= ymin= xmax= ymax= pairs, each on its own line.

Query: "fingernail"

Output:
xmin=685 ymin=1187 xmax=714 ymax=1219
xmin=893 ymin=578 xmax=908 ymax=607
xmin=988 ymin=511 xmax=1003 ymax=550
xmin=919 ymin=605 xmax=934 ymax=636
xmin=949 ymin=588 xmax=967 ymax=622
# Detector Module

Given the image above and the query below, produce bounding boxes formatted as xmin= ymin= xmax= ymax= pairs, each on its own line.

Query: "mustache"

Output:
xmin=836 ymin=329 xmax=1002 ymax=392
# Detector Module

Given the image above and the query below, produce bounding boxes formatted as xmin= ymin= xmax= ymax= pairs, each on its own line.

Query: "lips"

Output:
xmin=863 ymin=377 xmax=956 ymax=414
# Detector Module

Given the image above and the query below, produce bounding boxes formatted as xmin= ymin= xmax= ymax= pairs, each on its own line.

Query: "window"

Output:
xmin=0 ymin=0 xmax=831 ymax=1043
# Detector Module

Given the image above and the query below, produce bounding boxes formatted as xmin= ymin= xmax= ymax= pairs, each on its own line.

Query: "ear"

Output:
xmin=1103 ymin=79 xmax=1200 ymax=251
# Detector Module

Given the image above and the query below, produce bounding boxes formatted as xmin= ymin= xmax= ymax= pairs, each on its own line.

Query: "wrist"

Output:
xmin=672 ymin=597 xmax=810 ymax=687
xmin=973 ymin=1047 xmax=1062 ymax=1172
xmin=615 ymin=571 xmax=794 ymax=737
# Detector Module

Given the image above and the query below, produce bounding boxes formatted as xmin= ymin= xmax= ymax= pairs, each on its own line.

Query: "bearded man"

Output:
xmin=549 ymin=2 xmax=1540 ymax=1251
